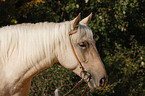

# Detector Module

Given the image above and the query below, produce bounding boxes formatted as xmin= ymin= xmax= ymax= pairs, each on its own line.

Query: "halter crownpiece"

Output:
xmin=69 ymin=30 xmax=77 ymax=35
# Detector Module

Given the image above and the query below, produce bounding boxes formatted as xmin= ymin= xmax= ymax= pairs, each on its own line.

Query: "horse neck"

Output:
xmin=18 ymin=22 xmax=71 ymax=77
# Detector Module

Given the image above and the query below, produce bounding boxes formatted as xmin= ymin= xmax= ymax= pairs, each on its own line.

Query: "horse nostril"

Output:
xmin=99 ymin=77 xmax=106 ymax=87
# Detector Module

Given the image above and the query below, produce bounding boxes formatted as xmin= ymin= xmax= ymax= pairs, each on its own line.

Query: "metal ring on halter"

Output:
xmin=80 ymin=70 xmax=91 ymax=82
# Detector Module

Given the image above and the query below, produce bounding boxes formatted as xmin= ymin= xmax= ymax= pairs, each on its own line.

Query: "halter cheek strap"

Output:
xmin=68 ymin=30 xmax=91 ymax=81
xmin=63 ymin=30 xmax=91 ymax=96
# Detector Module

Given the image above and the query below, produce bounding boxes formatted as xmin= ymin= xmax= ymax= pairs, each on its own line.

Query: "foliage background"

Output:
xmin=0 ymin=0 xmax=144 ymax=96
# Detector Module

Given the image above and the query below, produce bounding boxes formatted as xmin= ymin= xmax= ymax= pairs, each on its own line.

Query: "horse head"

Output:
xmin=57 ymin=13 xmax=107 ymax=90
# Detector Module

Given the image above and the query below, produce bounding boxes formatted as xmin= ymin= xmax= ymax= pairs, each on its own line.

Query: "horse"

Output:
xmin=0 ymin=13 xmax=107 ymax=96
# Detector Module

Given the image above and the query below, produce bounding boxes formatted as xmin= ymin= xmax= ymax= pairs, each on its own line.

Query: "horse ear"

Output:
xmin=71 ymin=13 xmax=81 ymax=30
xmin=79 ymin=13 xmax=92 ymax=25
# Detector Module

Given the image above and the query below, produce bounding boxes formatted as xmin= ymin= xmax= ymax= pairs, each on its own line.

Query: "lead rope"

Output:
xmin=81 ymin=86 xmax=89 ymax=96
xmin=64 ymin=79 xmax=89 ymax=96
xmin=64 ymin=79 xmax=83 ymax=96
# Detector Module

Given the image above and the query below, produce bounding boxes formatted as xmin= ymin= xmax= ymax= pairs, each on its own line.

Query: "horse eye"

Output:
xmin=79 ymin=42 xmax=87 ymax=49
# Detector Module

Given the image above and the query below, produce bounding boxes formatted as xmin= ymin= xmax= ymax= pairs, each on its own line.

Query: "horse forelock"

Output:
xmin=72 ymin=24 xmax=93 ymax=43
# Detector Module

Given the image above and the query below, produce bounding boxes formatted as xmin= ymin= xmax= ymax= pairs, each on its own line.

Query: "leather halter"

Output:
xmin=69 ymin=30 xmax=91 ymax=81
xmin=63 ymin=30 xmax=91 ymax=96
xmin=64 ymin=30 xmax=107 ymax=95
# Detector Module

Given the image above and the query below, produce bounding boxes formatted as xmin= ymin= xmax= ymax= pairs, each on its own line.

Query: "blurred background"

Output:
xmin=0 ymin=0 xmax=144 ymax=96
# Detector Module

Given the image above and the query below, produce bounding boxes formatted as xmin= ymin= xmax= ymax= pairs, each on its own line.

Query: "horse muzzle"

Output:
xmin=88 ymin=76 xmax=108 ymax=90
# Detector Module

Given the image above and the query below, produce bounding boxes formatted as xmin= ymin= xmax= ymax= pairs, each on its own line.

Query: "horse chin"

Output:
xmin=87 ymin=78 xmax=99 ymax=90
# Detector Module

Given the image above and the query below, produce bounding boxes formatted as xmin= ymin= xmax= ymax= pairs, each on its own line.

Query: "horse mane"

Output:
xmin=0 ymin=21 xmax=93 ymax=68
xmin=0 ymin=22 xmax=71 ymax=66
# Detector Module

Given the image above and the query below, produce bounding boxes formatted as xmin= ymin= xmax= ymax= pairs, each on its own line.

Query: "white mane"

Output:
xmin=0 ymin=22 xmax=72 ymax=68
